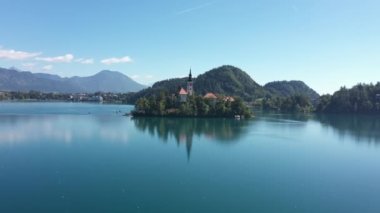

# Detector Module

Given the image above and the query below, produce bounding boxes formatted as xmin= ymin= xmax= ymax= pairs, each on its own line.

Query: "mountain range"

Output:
xmin=0 ymin=67 xmax=146 ymax=93
xmin=0 ymin=66 xmax=319 ymax=102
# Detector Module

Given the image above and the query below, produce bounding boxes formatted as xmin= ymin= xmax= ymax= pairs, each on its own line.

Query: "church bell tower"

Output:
xmin=187 ymin=68 xmax=193 ymax=96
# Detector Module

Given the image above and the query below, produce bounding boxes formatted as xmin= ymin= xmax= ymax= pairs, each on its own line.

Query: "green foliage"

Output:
xmin=132 ymin=95 xmax=252 ymax=118
xmin=264 ymin=80 xmax=320 ymax=102
xmin=316 ymin=83 xmax=380 ymax=113
xmin=261 ymin=95 xmax=314 ymax=113
xmin=194 ymin=65 xmax=267 ymax=101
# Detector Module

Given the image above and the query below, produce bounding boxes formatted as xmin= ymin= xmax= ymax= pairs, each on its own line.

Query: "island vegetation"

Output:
xmin=132 ymin=93 xmax=252 ymax=118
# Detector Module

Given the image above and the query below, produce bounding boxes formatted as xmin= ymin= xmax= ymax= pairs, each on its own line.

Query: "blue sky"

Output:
xmin=0 ymin=0 xmax=379 ymax=94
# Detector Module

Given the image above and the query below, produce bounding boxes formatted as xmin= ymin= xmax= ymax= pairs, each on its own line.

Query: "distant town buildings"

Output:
xmin=70 ymin=94 xmax=103 ymax=103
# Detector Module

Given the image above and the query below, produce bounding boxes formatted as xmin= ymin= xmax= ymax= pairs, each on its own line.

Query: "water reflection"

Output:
xmin=315 ymin=114 xmax=380 ymax=144
xmin=0 ymin=115 xmax=130 ymax=145
xmin=255 ymin=112 xmax=312 ymax=123
xmin=256 ymin=113 xmax=380 ymax=144
xmin=132 ymin=117 xmax=250 ymax=159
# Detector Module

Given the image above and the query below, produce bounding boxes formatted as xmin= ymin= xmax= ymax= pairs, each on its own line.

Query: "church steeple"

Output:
xmin=187 ymin=68 xmax=193 ymax=95
xmin=188 ymin=68 xmax=192 ymax=82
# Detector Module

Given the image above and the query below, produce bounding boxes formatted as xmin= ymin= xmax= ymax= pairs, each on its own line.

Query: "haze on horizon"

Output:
xmin=0 ymin=0 xmax=379 ymax=95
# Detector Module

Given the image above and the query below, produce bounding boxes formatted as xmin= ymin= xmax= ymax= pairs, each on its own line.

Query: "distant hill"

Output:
xmin=131 ymin=65 xmax=267 ymax=102
xmin=264 ymin=80 xmax=320 ymax=101
xmin=66 ymin=70 xmax=146 ymax=93
xmin=194 ymin=65 xmax=266 ymax=100
xmin=0 ymin=67 xmax=146 ymax=93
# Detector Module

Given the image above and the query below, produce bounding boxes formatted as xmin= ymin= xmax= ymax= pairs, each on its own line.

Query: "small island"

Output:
xmin=131 ymin=69 xmax=252 ymax=118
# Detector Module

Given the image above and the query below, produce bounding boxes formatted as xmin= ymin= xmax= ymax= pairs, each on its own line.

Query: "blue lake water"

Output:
xmin=0 ymin=102 xmax=380 ymax=213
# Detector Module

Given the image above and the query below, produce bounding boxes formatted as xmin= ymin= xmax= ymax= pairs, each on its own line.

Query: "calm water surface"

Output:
xmin=1 ymin=102 xmax=380 ymax=213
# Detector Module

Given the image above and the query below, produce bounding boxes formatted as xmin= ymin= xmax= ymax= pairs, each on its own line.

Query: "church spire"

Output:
xmin=188 ymin=68 xmax=192 ymax=81
xmin=187 ymin=67 xmax=193 ymax=95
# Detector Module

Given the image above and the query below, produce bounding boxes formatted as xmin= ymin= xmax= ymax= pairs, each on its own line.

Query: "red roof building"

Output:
xmin=203 ymin=92 xmax=217 ymax=99
xmin=179 ymin=88 xmax=188 ymax=95
xmin=179 ymin=88 xmax=188 ymax=102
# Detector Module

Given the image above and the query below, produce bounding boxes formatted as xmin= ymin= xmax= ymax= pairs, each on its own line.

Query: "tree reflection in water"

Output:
xmin=258 ymin=112 xmax=380 ymax=144
xmin=131 ymin=117 xmax=250 ymax=159
xmin=315 ymin=114 xmax=380 ymax=144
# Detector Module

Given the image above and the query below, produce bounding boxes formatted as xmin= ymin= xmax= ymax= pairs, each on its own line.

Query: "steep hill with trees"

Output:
xmin=264 ymin=80 xmax=320 ymax=102
xmin=194 ymin=65 xmax=266 ymax=101
xmin=130 ymin=65 xmax=268 ymax=102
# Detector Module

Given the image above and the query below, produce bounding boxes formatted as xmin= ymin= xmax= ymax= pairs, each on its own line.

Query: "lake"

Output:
xmin=1 ymin=102 xmax=380 ymax=213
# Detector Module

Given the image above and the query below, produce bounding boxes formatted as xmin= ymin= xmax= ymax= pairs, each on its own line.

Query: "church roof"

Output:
xmin=204 ymin=92 xmax=217 ymax=99
xmin=179 ymin=88 xmax=188 ymax=95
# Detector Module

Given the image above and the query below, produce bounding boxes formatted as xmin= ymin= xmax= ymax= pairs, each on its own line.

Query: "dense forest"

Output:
xmin=193 ymin=65 xmax=266 ymax=101
xmin=264 ymin=80 xmax=320 ymax=102
xmin=258 ymin=83 xmax=380 ymax=114
xmin=259 ymin=95 xmax=314 ymax=113
xmin=316 ymin=83 xmax=380 ymax=113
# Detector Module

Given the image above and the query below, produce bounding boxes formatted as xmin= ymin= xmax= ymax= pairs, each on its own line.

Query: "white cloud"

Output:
xmin=81 ymin=59 xmax=94 ymax=64
xmin=131 ymin=74 xmax=140 ymax=79
xmin=76 ymin=58 xmax=94 ymax=64
xmin=21 ymin=63 xmax=36 ymax=70
xmin=42 ymin=65 xmax=53 ymax=71
xmin=0 ymin=48 xmax=41 ymax=60
xmin=36 ymin=54 xmax=74 ymax=63
xmin=145 ymin=75 xmax=154 ymax=79
xmin=101 ymin=56 xmax=132 ymax=65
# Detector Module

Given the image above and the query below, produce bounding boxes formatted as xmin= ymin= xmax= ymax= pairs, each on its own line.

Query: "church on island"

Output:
xmin=178 ymin=69 xmax=234 ymax=103
xmin=178 ymin=69 xmax=194 ymax=102
xmin=132 ymin=68 xmax=250 ymax=118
